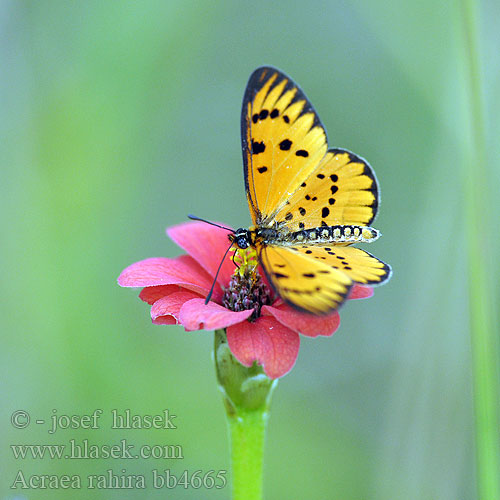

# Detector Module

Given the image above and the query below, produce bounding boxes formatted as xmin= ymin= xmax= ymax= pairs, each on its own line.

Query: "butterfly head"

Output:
xmin=230 ymin=228 xmax=252 ymax=249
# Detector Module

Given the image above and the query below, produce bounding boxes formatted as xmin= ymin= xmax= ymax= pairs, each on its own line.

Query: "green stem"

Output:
xmin=460 ymin=1 xmax=500 ymax=498
xmin=228 ymin=409 xmax=267 ymax=500
xmin=213 ymin=329 xmax=276 ymax=500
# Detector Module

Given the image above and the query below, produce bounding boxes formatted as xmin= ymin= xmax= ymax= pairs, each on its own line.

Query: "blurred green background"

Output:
xmin=2 ymin=1 xmax=499 ymax=499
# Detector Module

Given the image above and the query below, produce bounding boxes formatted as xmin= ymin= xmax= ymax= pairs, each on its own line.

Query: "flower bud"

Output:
xmin=214 ymin=330 xmax=277 ymax=415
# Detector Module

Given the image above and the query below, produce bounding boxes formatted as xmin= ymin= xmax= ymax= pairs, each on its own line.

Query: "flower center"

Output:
xmin=222 ymin=247 xmax=273 ymax=321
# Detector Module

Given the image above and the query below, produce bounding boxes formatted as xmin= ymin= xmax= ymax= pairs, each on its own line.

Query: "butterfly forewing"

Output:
xmin=242 ymin=67 xmax=328 ymax=223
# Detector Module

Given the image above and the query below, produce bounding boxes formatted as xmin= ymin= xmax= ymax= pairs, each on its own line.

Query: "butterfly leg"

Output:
xmin=232 ymin=250 xmax=241 ymax=270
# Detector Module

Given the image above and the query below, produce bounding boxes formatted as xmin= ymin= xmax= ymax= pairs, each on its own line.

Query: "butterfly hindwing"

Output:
xmin=274 ymin=148 xmax=379 ymax=229
xmin=242 ymin=67 xmax=328 ymax=223
xmin=258 ymin=244 xmax=353 ymax=315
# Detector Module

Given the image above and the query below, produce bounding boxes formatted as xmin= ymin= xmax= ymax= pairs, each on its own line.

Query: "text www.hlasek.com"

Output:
xmin=11 ymin=439 xmax=183 ymax=460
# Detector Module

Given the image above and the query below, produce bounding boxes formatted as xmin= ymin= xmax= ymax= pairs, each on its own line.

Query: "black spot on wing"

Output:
xmin=252 ymin=140 xmax=266 ymax=154
xmin=279 ymin=139 xmax=292 ymax=151
xmin=273 ymin=272 xmax=289 ymax=279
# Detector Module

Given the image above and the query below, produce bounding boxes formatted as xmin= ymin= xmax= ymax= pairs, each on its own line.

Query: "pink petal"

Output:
xmin=151 ymin=291 xmax=201 ymax=324
xmin=271 ymin=297 xmax=285 ymax=308
xmin=227 ymin=316 xmax=300 ymax=379
xmin=139 ymin=285 xmax=182 ymax=305
xmin=349 ymin=285 xmax=374 ymax=300
xmin=167 ymin=222 xmax=236 ymax=289
xmin=179 ymin=299 xmax=253 ymax=331
xmin=263 ymin=304 xmax=340 ymax=338
xmin=153 ymin=316 xmax=177 ymax=325
xmin=118 ymin=255 xmax=212 ymax=297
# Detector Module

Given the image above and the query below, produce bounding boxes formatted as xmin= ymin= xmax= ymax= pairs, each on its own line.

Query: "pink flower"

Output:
xmin=118 ymin=222 xmax=374 ymax=379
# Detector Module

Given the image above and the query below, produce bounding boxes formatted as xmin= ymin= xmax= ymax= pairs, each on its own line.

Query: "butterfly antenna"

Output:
xmin=187 ymin=214 xmax=234 ymax=232
xmin=205 ymin=242 xmax=234 ymax=305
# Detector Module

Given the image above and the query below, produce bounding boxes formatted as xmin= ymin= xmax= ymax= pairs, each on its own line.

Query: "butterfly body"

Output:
xmin=234 ymin=223 xmax=379 ymax=249
xmin=231 ymin=66 xmax=391 ymax=315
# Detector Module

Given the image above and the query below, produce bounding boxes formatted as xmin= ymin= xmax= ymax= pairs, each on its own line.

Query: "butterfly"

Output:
xmin=195 ymin=66 xmax=391 ymax=315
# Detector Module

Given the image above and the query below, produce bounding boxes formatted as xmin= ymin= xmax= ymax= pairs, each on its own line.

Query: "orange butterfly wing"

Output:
xmin=241 ymin=67 xmax=328 ymax=224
